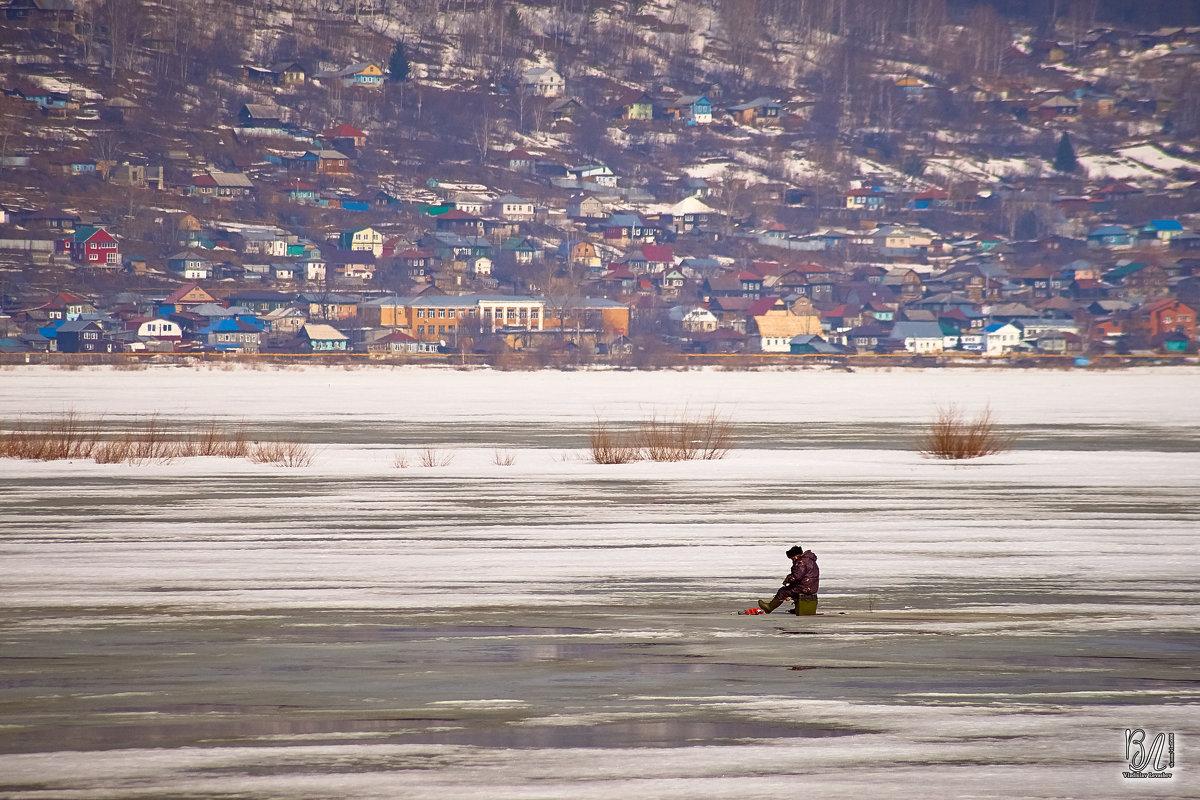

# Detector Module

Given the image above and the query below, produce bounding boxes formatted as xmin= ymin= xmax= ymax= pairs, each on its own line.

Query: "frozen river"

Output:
xmin=0 ymin=365 xmax=1197 ymax=798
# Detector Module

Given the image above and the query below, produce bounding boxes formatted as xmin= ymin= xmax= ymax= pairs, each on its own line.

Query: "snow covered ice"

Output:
xmin=0 ymin=365 xmax=1197 ymax=799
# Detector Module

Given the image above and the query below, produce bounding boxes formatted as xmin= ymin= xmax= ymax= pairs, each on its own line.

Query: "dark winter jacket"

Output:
xmin=782 ymin=550 xmax=819 ymax=595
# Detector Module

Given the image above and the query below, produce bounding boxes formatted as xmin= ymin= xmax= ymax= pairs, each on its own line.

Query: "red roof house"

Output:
xmin=321 ymin=123 xmax=368 ymax=149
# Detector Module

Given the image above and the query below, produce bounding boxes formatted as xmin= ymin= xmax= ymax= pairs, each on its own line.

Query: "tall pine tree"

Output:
xmin=1053 ymin=132 xmax=1077 ymax=173
xmin=388 ymin=42 xmax=410 ymax=82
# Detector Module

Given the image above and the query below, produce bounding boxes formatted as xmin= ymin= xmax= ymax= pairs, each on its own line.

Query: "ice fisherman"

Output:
xmin=757 ymin=545 xmax=819 ymax=615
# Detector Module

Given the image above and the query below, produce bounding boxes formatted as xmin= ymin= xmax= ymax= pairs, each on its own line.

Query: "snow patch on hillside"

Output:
xmin=1077 ymin=154 xmax=1162 ymax=182
xmin=924 ymin=156 xmax=1049 ymax=184
xmin=1116 ymin=144 xmax=1200 ymax=173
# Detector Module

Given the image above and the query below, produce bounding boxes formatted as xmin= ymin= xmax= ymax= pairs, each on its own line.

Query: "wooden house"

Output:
xmin=238 ymin=103 xmax=286 ymax=128
xmin=894 ymin=75 xmax=930 ymax=99
xmin=55 ymin=320 xmax=112 ymax=353
xmin=334 ymin=226 xmax=382 ymax=257
xmin=750 ymin=296 xmax=823 ymax=352
xmin=319 ymin=62 xmax=385 ymax=88
xmin=548 ymin=97 xmax=582 ymax=121
xmin=320 ymin=123 xmax=368 ymax=152
xmin=567 ymin=194 xmax=605 ymax=220
xmin=167 ymin=251 xmax=214 ymax=280
xmin=4 ymin=0 xmax=74 ymax=32
xmin=1035 ymin=95 xmax=1079 ymax=119
xmin=200 ymin=317 xmax=265 ymax=353
xmin=666 ymin=95 xmax=712 ymax=124
xmin=189 ymin=171 xmax=254 ymax=200
xmin=327 ymin=249 xmax=376 ymax=281
xmin=69 ymin=226 xmax=119 ymax=268
xmin=277 ymin=178 xmax=318 ymax=204
xmin=845 ymin=188 xmax=887 ymax=211
xmin=521 ymin=66 xmax=565 ymax=97
xmin=271 ymin=60 xmax=308 ymax=86
xmin=434 ymin=210 xmax=485 ymax=236
xmin=1087 ymin=225 xmax=1133 ymax=249
xmin=23 ymin=208 xmax=80 ymax=230
xmin=727 ymin=97 xmax=781 ymax=124
xmin=366 ymin=330 xmax=424 ymax=354
xmin=614 ymin=89 xmax=654 ymax=120
xmin=568 ymin=241 xmax=601 ymax=269
xmin=298 ymin=149 xmax=351 ymax=175
xmin=161 ymin=283 xmax=219 ymax=314
xmin=506 ymin=148 xmax=535 ymax=171
xmin=296 ymin=323 xmax=349 ymax=352
xmin=495 ymin=195 xmax=535 ymax=221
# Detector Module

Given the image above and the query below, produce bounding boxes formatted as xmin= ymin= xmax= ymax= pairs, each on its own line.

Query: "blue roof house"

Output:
xmin=1139 ymin=219 xmax=1184 ymax=246
xmin=1087 ymin=225 xmax=1133 ymax=249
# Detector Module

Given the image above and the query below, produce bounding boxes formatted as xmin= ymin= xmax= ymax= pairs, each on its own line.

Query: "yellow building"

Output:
xmin=362 ymin=295 xmax=630 ymax=344
xmin=361 ymin=295 xmax=546 ymax=344
xmin=570 ymin=241 xmax=601 ymax=269
xmin=751 ymin=297 xmax=823 ymax=352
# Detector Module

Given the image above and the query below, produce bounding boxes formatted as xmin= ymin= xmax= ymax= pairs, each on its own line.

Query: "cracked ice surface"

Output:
xmin=0 ymin=366 xmax=1196 ymax=798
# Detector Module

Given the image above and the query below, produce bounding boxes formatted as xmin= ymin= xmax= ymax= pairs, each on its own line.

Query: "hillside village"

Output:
xmin=1 ymin=0 xmax=1199 ymax=361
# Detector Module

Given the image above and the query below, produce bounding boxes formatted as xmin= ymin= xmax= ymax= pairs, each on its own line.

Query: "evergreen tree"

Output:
xmin=388 ymin=42 xmax=410 ymax=82
xmin=1053 ymin=131 xmax=1077 ymax=173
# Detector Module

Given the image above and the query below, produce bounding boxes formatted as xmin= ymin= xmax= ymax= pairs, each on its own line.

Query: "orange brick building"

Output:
xmin=1135 ymin=298 xmax=1195 ymax=339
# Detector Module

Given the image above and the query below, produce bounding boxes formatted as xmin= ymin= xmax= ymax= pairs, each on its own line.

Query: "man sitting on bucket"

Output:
xmin=758 ymin=545 xmax=819 ymax=615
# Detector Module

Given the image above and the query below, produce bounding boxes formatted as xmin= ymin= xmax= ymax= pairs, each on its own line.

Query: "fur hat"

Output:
xmin=786 ymin=545 xmax=804 ymax=558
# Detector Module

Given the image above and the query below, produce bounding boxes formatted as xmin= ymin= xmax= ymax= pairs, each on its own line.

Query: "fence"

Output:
xmin=2 ymin=351 xmax=1195 ymax=369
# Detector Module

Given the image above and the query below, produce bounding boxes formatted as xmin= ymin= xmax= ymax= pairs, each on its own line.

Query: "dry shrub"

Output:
xmin=650 ymin=410 xmax=733 ymax=461
xmin=0 ymin=412 xmax=101 ymax=460
xmin=0 ymin=413 xmax=262 ymax=465
xmin=91 ymin=438 xmax=135 ymax=464
xmin=639 ymin=414 xmax=693 ymax=462
xmin=392 ymin=452 xmax=410 ymax=469
xmin=418 ymin=446 xmax=454 ymax=467
xmin=492 ymin=448 xmax=516 ymax=466
xmin=112 ymin=357 xmax=147 ymax=371
xmin=179 ymin=421 xmax=249 ymax=458
xmin=93 ymin=415 xmax=175 ymax=465
xmin=249 ymin=441 xmax=314 ymax=467
xmin=917 ymin=405 xmax=1014 ymax=460
xmin=691 ymin=410 xmax=735 ymax=460
xmin=588 ymin=422 xmax=642 ymax=464
xmin=590 ymin=410 xmax=734 ymax=464
xmin=53 ymin=355 xmax=88 ymax=371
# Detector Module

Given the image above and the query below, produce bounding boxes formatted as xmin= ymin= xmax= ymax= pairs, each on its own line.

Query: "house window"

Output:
xmin=417 ymin=325 xmax=424 ymax=335
xmin=417 ymin=309 xmax=425 ymax=318
xmin=447 ymin=309 xmax=456 ymax=319
xmin=438 ymin=308 xmax=446 ymax=318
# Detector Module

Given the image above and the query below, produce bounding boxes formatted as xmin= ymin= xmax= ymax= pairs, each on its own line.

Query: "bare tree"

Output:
xmin=719 ymin=0 xmax=760 ymax=82
xmin=91 ymin=130 xmax=122 ymax=179
xmin=98 ymin=0 xmax=147 ymax=80
xmin=473 ymin=111 xmax=495 ymax=165
xmin=964 ymin=5 xmax=1012 ymax=77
